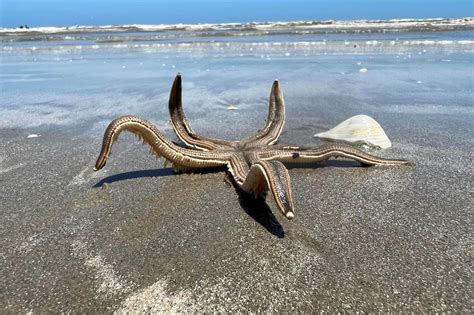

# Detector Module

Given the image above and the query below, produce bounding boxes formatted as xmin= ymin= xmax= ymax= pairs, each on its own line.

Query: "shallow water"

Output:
xmin=1 ymin=28 xmax=473 ymax=140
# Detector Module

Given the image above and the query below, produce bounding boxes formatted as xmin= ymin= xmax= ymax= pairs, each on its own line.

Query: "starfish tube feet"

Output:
xmin=241 ymin=160 xmax=295 ymax=220
xmin=264 ymin=144 xmax=414 ymax=166
xmin=95 ymin=115 xmax=228 ymax=171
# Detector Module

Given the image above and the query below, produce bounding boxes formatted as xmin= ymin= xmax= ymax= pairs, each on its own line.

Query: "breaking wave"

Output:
xmin=1 ymin=17 xmax=473 ymax=40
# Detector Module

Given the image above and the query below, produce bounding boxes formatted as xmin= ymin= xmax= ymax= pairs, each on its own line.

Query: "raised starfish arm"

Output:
xmin=258 ymin=144 xmax=415 ymax=166
xmin=240 ymin=80 xmax=286 ymax=147
xmin=94 ymin=115 xmax=230 ymax=171
xmin=227 ymin=155 xmax=295 ymax=220
xmin=168 ymin=74 xmax=235 ymax=151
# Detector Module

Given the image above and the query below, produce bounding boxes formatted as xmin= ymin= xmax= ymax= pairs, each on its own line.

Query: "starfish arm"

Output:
xmin=258 ymin=144 xmax=415 ymax=166
xmin=240 ymin=80 xmax=285 ymax=147
xmin=94 ymin=115 xmax=230 ymax=171
xmin=169 ymin=74 xmax=235 ymax=151
xmin=227 ymin=155 xmax=295 ymax=219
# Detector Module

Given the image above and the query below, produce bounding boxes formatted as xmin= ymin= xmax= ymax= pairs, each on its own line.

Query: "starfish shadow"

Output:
xmin=236 ymin=189 xmax=285 ymax=238
xmin=93 ymin=166 xmax=229 ymax=187
xmin=224 ymin=173 xmax=284 ymax=238
xmin=93 ymin=168 xmax=174 ymax=187
xmin=93 ymin=167 xmax=285 ymax=238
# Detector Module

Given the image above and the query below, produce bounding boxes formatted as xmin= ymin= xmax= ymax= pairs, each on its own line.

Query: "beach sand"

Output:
xmin=1 ymin=38 xmax=473 ymax=312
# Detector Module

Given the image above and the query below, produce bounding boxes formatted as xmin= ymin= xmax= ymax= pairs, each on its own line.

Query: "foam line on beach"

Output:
xmin=2 ymin=39 xmax=473 ymax=55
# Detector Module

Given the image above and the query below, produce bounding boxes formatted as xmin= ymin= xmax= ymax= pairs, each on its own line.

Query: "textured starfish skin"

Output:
xmin=95 ymin=74 xmax=413 ymax=219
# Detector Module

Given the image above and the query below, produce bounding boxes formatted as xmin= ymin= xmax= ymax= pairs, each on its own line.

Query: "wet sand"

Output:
xmin=1 ymin=94 xmax=472 ymax=312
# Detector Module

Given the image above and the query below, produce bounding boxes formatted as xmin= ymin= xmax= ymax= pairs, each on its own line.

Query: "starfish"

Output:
xmin=95 ymin=74 xmax=413 ymax=220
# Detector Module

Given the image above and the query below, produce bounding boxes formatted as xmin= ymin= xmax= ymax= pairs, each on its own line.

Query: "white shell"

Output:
xmin=314 ymin=114 xmax=392 ymax=149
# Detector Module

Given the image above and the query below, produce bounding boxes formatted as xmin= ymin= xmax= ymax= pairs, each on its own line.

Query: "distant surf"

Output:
xmin=2 ymin=18 xmax=473 ymax=56
xmin=1 ymin=18 xmax=473 ymax=39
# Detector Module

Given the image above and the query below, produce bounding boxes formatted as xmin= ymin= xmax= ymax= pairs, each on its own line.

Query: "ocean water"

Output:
xmin=1 ymin=19 xmax=473 ymax=144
